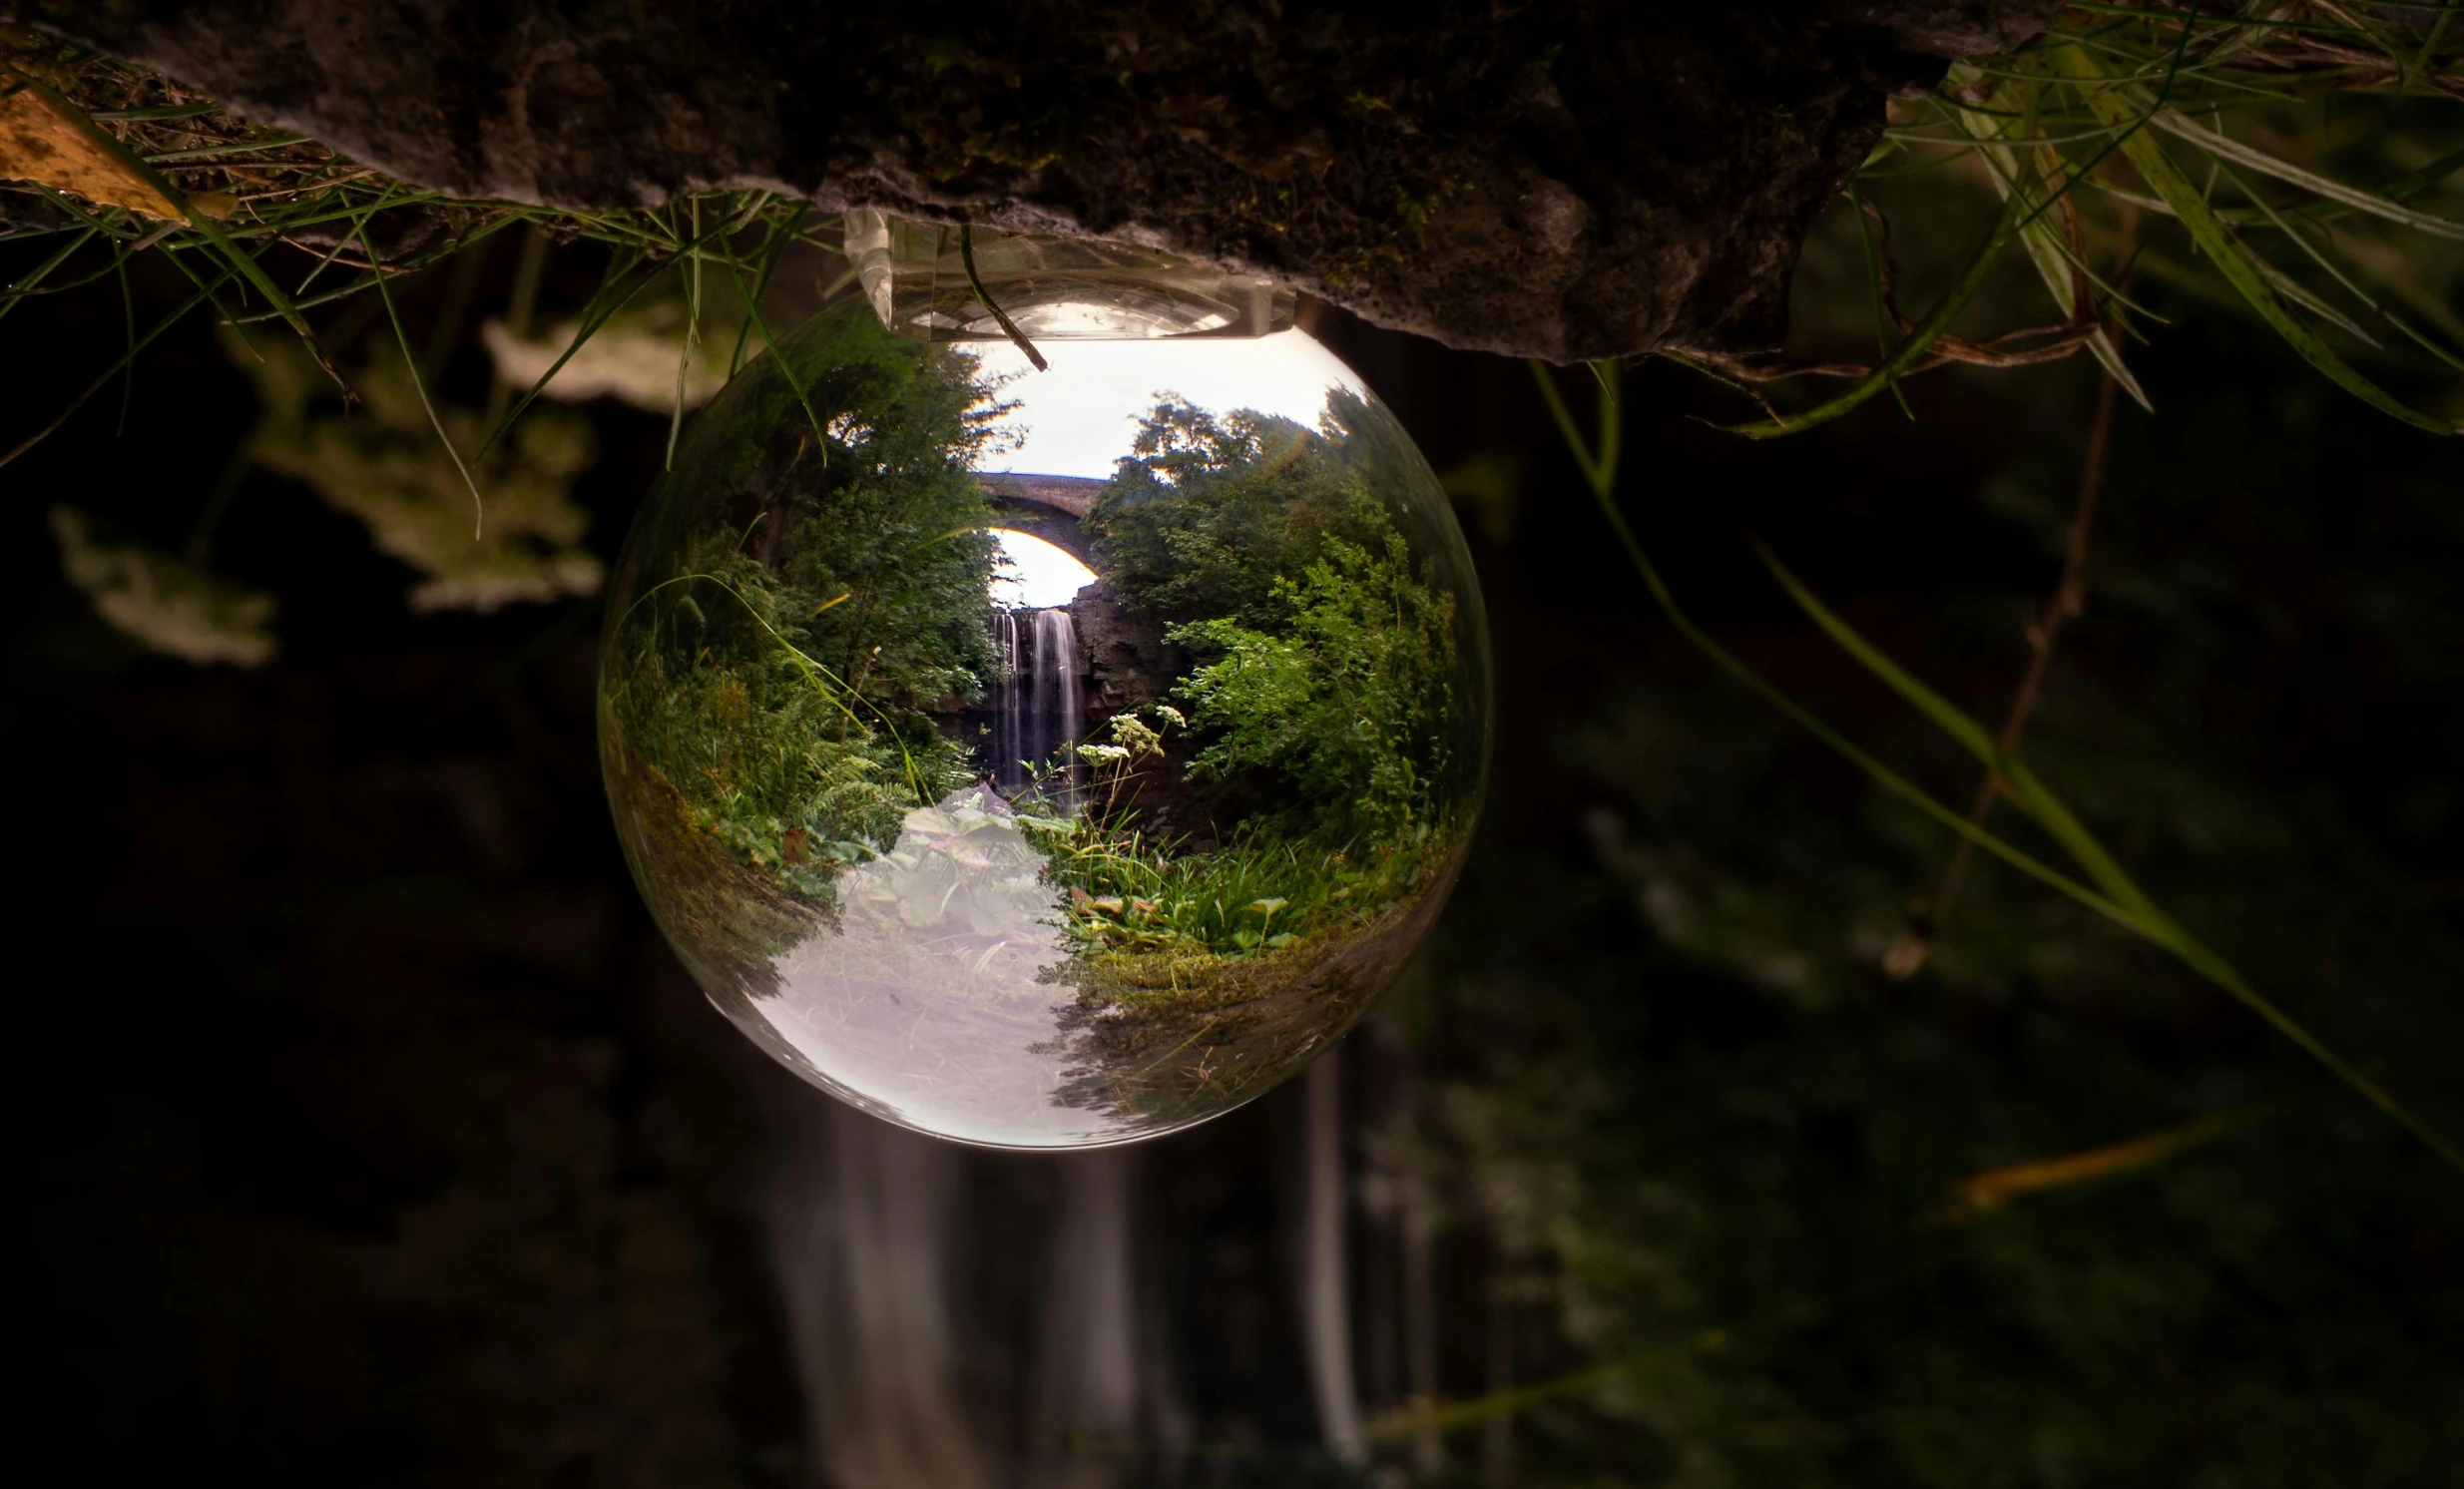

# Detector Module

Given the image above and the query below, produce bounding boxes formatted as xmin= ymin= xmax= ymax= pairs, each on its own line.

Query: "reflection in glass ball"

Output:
xmin=600 ymin=297 xmax=1490 ymax=1149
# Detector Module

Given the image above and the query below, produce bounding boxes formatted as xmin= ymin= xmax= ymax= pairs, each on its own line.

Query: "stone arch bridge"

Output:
xmin=977 ymin=472 xmax=1104 ymax=571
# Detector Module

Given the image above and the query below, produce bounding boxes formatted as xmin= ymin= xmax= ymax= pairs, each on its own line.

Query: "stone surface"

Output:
xmin=978 ymin=473 xmax=1102 ymax=572
xmin=7 ymin=1 xmax=2064 ymax=361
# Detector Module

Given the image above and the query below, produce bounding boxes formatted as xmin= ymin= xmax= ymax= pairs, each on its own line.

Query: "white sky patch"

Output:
xmin=974 ymin=328 xmax=1370 ymax=479
xmin=988 ymin=529 xmax=1097 ymax=609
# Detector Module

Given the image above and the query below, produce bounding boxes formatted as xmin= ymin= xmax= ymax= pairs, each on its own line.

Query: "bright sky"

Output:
xmin=988 ymin=529 xmax=1097 ymax=609
xmin=972 ymin=328 xmax=1369 ymax=480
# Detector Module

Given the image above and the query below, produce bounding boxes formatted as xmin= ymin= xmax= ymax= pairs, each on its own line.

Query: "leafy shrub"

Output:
xmin=1169 ymin=507 xmax=1462 ymax=841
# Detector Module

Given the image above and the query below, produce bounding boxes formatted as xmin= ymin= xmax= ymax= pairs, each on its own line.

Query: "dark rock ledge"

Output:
xmin=6 ymin=1 xmax=2062 ymax=361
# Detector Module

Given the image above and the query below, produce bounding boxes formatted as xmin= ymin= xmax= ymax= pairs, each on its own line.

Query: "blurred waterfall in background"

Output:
xmin=759 ymin=1037 xmax=1465 ymax=1486
xmin=771 ymin=1111 xmax=991 ymax=1489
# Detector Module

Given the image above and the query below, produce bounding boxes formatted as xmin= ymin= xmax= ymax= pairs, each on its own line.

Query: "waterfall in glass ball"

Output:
xmin=599 ymin=229 xmax=1489 ymax=1148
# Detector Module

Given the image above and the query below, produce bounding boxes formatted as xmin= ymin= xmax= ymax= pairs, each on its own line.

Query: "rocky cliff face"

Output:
xmin=1071 ymin=581 xmax=1178 ymax=720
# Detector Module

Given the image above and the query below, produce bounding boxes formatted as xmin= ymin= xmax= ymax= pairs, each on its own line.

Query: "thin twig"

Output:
xmin=1885 ymin=365 xmax=2121 ymax=978
xmin=959 ymin=221 xmax=1048 ymax=371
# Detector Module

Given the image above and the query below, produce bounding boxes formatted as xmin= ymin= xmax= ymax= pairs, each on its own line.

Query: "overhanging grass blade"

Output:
xmin=1754 ymin=542 xmax=2161 ymax=922
xmin=2151 ymin=110 xmax=2464 ymax=242
xmin=471 ymin=247 xmax=658 ymax=461
xmin=1538 ymin=355 xmax=2464 ymax=1177
xmin=114 ymin=239 xmax=135 ymax=435
xmin=2054 ymin=44 xmax=2456 ymax=435
xmin=729 ymin=258 xmax=829 ymax=449
xmin=1 ymin=260 xmax=241 ymax=469
xmin=2248 ymin=253 xmax=2381 ymax=346
xmin=358 ymin=222 xmax=485 ymax=540
xmin=475 ymin=209 xmax=742 ymax=461
xmin=667 ymin=199 xmax=703 ymax=471
xmin=2212 ymin=157 xmax=2464 ymax=374
xmin=1846 ymin=184 xmax=1919 ymax=419
xmin=0 ymin=225 xmax=99 ymax=324
xmin=1747 ymin=540 xmax=2461 ymax=1174
xmin=1945 ymin=1107 xmax=2265 ymax=1217
xmin=3 ymin=68 xmax=340 ymax=386
xmin=156 ymin=236 xmax=261 ymax=360
xmin=730 ymin=207 xmax=803 ymax=376
xmin=1943 ymin=87 xmax=2153 ymax=410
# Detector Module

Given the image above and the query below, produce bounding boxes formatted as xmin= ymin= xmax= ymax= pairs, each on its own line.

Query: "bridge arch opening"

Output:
xmin=988 ymin=528 xmax=1097 ymax=609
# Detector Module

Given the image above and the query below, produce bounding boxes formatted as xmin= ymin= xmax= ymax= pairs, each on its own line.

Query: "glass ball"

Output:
xmin=600 ymin=296 xmax=1490 ymax=1149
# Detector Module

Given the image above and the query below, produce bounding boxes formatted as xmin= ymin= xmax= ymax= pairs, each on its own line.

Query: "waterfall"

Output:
xmin=987 ymin=606 xmax=1083 ymax=803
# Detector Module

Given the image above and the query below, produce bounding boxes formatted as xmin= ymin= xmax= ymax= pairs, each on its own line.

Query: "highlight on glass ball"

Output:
xmin=599 ymin=222 xmax=1490 ymax=1149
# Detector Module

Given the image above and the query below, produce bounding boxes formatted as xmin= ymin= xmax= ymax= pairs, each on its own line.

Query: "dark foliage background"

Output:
xmin=6 ymin=223 xmax=2461 ymax=1483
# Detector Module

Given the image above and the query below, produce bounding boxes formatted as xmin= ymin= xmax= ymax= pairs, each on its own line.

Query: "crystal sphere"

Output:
xmin=600 ymin=296 xmax=1489 ymax=1148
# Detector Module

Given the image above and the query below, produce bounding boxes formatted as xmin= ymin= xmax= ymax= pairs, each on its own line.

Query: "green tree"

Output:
xmin=705 ymin=302 xmax=1005 ymax=733
xmin=1085 ymin=397 xmax=1369 ymax=631
xmin=608 ymin=301 xmax=1006 ymax=882
xmin=1170 ymin=509 xmax=1461 ymax=842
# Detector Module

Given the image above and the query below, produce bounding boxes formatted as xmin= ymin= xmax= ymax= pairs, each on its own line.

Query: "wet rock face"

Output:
xmin=1070 ymin=582 xmax=1179 ymax=724
xmin=8 ymin=0 xmax=2061 ymax=361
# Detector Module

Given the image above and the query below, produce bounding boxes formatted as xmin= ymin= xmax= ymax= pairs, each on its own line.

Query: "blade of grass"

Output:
xmin=1942 ymin=1107 xmax=2264 ymax=1218
xmin=471 ymin=246 xmax=656 ymax=460
xmin=357 ymin=221 xmax=484 ymax=539
xmin=1544 ymin=355 xmax=2464 ymax=1176
xmin=483 ymin=224 xmax=550 ymax=430
xmin=2247 ymin=250 xmax=2383 ymax=345
xmin=1942 ymin=86 xmax=2154 ymax=409
xmin=1754 ymin=543 xmax=2160 ymax=921
xmin=154 ymin=239 xmax=263 ymax=362
xmin=2403 ymin=3 xmax=2457 ymax=91
xmin=113 ymin=238 xmax=135 ymax=435
xmin=1538 ymin=369 xmax=2151 ymax=929
xmin=140 ymin=134 xmax=317 ymax=165
xmin=1846 ymin=184 xmax=1919 ymax=419
xmin=1750 ymin=542 xmax=2461 ymax=1174
xmin=727 ymin=256 xmax=830 ymax=450
xmin=667 ymin=198 xmax=703 ymax=471
xmin=2212 ymin=157 xmax=2464 ymax=373
xmin=86 ymin=101 xmax=223 ymax=122
xmin=474 ymin=207 xmax=741 ymax=461
xmin=730 ymin=207 xmax=804 ymax=376
xmin=1 ymin=260 xmax=241 ymax=469
xmin=3 ymin=67 xmax=341 ymax=386
xmin=2151 ymin=110 xmax=2464 ymax=241
xmin=2053 ymin=43 xmax=2456 ymax=434
xmin=0 ymin=225 xmax=99 ymax=324
xmin=2080 ymin=140 xmax=2464 ymax=232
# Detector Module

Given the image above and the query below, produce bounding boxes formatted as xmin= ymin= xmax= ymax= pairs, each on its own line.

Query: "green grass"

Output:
xmin=1036 ymin=813 xmax=1457 ymax=959
xmin=1692 ymin=0 xmax=2464 ymax=434
xmin=1534 ymin=347 xmax=2464 ymax=1175
xmin=2 ymin=26 xmax=844 ymax=489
